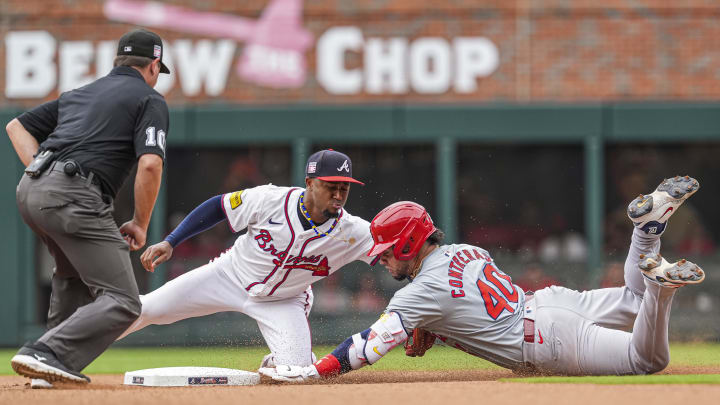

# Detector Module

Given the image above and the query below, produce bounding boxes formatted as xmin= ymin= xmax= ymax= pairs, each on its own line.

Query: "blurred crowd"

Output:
xmin=161 ymin=144 xmax=720 ymax=316
xmin=33 ymin=144 xmax=720 ymax=321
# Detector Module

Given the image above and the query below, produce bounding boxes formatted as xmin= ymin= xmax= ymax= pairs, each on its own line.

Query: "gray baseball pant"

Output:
xmin=16 ymin=165 xmax=141 ymax=371
xmin=528 ymin=227 xmax=675 ymax=375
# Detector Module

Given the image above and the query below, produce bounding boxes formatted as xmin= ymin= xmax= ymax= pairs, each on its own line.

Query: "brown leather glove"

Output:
xmin=404 ymin=328 xmax=435 ymax=357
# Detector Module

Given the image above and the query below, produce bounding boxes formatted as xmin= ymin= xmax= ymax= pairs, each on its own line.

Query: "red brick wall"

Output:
xmin=2 ymin=0 xmax=720 ymax=106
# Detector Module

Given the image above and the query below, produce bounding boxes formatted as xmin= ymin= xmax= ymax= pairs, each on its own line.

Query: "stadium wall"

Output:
xmin=1 ymin=103 xmax=720 ymax=346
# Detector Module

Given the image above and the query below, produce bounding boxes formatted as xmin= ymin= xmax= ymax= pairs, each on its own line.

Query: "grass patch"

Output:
xmin=0 ymin=342 xmax=717 ymax=378
xmin=0 ymin=346 xmax=270 ymax=375
xmin=356 ymin=345 xmax=500 ymax=372
xmin=504 ymin=374 xmax=720 ymax=385
xmin=0 ymin=345 xmax=497 ymax=375
xmin=670 ymin=343 xmax=720 ymax=366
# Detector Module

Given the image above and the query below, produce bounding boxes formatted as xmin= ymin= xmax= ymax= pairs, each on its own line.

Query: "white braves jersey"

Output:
xmin=386 ymin=244 xmax=528 ymax=369
xmin=220 ymin=185 xmax=378 ymax=299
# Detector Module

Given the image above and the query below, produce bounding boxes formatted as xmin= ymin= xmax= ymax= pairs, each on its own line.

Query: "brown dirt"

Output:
xmin=1 ymin=367 xmax=718 ymax=405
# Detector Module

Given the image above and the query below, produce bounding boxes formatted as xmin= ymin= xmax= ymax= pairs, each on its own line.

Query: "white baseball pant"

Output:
xmin=117 ymin=252 xmax=316 ymax=366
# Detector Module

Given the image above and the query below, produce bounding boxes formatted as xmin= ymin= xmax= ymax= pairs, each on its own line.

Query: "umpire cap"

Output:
xmin=117 ymin=29 xmax=170 ymax=74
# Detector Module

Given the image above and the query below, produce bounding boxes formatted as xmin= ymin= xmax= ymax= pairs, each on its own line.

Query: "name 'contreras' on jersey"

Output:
xmin=386 ymin=244 xmax=528 ymax=370
xmin=220 ymin=184 xmax=377 ymax=298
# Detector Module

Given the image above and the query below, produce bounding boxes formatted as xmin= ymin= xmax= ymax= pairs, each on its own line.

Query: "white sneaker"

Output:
xmin=638 ymin=253 xmax=705 ymax=288
xmin=30 ymin=378 xmax=53 ymax=389
xmin=627 ymin=176 xmax=699 ymax=235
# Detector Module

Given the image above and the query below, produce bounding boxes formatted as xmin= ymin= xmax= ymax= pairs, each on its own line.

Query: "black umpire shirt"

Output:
xmin=17 ymin=66 xmax=169 ymax=198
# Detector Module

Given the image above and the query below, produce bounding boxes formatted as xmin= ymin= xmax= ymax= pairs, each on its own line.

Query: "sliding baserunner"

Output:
xmin=261 ymin=176 xmax=705 ymax=380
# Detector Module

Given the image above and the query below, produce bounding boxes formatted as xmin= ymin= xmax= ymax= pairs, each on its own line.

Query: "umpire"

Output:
xmin=5 ymin=29 xmax=170 ymax=385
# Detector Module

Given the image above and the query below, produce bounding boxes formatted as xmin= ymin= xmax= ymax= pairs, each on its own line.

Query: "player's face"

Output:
xmin=307 ymin=179 xmax=350 ymax=218
xmin=378 ymin=247 xmax=412 ymax=281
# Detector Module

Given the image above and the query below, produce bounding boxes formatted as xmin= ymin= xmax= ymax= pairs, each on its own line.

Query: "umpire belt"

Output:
xmin=49 ymin=161 xmax=101 ymax=187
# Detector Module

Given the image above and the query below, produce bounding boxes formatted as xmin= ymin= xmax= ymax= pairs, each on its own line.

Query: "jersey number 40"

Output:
xmin=476 ymin=263 xmax=519 ymax=320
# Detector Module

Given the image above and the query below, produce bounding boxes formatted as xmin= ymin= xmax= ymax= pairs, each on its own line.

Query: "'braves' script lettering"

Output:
xmin=254 ymin=229 xmax=286 ymax=263
xmin=254 ymin=229 xmax=331 ymax=276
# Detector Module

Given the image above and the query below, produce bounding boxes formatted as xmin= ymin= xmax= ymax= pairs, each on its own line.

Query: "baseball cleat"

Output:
xmin=627 ymin=176 xmax=699 ymax=235
xmin=11 ymin=343 xmax=90 ymax=384
xmin=30 ymin=378 xmax=53 ymax=389
xmin=259 ymin=353 xmax=276 ymax=368
xmin=638 ymin=253 xmax=705 ymax=288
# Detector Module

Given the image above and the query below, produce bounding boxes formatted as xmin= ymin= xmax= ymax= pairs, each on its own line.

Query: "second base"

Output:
xmin=124 ymin=367 xmax=260 ymax=387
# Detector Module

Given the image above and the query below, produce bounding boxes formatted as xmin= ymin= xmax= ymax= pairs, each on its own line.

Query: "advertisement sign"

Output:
xmin=2 ymin=0 xmax=499 ymax=103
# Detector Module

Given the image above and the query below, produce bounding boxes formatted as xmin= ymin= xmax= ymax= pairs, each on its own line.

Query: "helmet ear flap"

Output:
xmin=392 ymin=225 xmax=411 ymax=260
xmin=393 ymin=236 xmax=413 ymax=259
xmin=394 ymin=222 xmax=423 ymax=261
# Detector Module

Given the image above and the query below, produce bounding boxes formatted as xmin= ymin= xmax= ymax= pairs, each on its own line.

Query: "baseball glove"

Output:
xmin=404 ymin=328 xmax=435 ymax=357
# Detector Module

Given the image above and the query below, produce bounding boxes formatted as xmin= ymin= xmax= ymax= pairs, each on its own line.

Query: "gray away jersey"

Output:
xmin=386 ymin=244 xmax=529 ymax=369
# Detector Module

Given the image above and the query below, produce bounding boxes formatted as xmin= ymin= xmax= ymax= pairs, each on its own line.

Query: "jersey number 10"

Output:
xmin=145 ymin=126 xmax=167 ymax=152
xmin=476 ymin=263 xmax=519 ymax=320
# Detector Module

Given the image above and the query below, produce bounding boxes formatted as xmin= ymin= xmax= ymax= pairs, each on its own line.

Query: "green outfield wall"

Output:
xmin=1 ymin=103 xmax=719 ymax=346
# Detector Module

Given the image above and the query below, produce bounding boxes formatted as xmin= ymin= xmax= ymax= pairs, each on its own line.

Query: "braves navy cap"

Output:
xmin=306 ymin=149 xmax=364 ymax=185
xmin=117 ymin=29 xmax=170 ymax=74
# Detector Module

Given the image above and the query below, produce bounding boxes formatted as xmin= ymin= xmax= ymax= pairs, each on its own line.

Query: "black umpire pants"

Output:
xmin=16 ymin=164 xmax=141 ymax=372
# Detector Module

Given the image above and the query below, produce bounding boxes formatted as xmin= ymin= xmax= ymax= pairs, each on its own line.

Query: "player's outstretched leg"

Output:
xmin=627 ymin=254 xmax=705 ymax=374
xmin=116 ymin=253 xmax=246 ymax=340
xmin=623 ymin=175 xmax=699 ymax=295
xmin=638 ymin=253 xmax=705 ymax=288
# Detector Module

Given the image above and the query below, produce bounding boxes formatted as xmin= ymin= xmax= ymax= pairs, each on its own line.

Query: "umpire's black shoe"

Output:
xmin=11 ymin=342 xmax=90 ymax=384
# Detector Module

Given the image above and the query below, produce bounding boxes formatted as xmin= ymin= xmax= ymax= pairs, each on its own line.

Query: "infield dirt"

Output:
xmin=1 ymin=368 xmax=719 ymax=405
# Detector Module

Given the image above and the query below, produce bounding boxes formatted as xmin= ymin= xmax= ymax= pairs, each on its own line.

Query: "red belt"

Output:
xmin=523 ymin=294 xmax=535 ymax=343
xmin=523 ymin=319 xmax=535 ymax=343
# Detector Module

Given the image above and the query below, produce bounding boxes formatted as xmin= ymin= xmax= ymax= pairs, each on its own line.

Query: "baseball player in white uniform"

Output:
xmin=260 ymin=176 xmax=705 ymax=380
xmin=117 ymin=150 xmax=379 ymax=366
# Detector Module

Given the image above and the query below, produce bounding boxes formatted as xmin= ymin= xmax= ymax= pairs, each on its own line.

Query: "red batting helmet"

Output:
xmin=367 ymin=201 xmax=437 ymax=261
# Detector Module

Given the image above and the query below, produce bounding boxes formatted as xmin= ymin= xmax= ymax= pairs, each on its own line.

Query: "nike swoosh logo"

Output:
xmin=33 ymin=354 xmax=47 ymax=361
xmin=637 ymin=198 xmax=650 ymax=208
xmin=538 ymin=330 xmax=544 ymax=344
xmin=373 ymin=346 xmax=382 ymax=356
xmin=268 ymin=219 xmax=283 ymax=225
xmin=660 ymin=207 xmax=673 ymax=219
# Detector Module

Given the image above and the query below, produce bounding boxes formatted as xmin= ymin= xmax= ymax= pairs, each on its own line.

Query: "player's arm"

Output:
xmin=140 ymin=194 xmax=227 ymax=271
xmin=140 ymin=186 xmax=264 ymax=271
xmin=259 ymin=311 xmax=409 ymax=382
